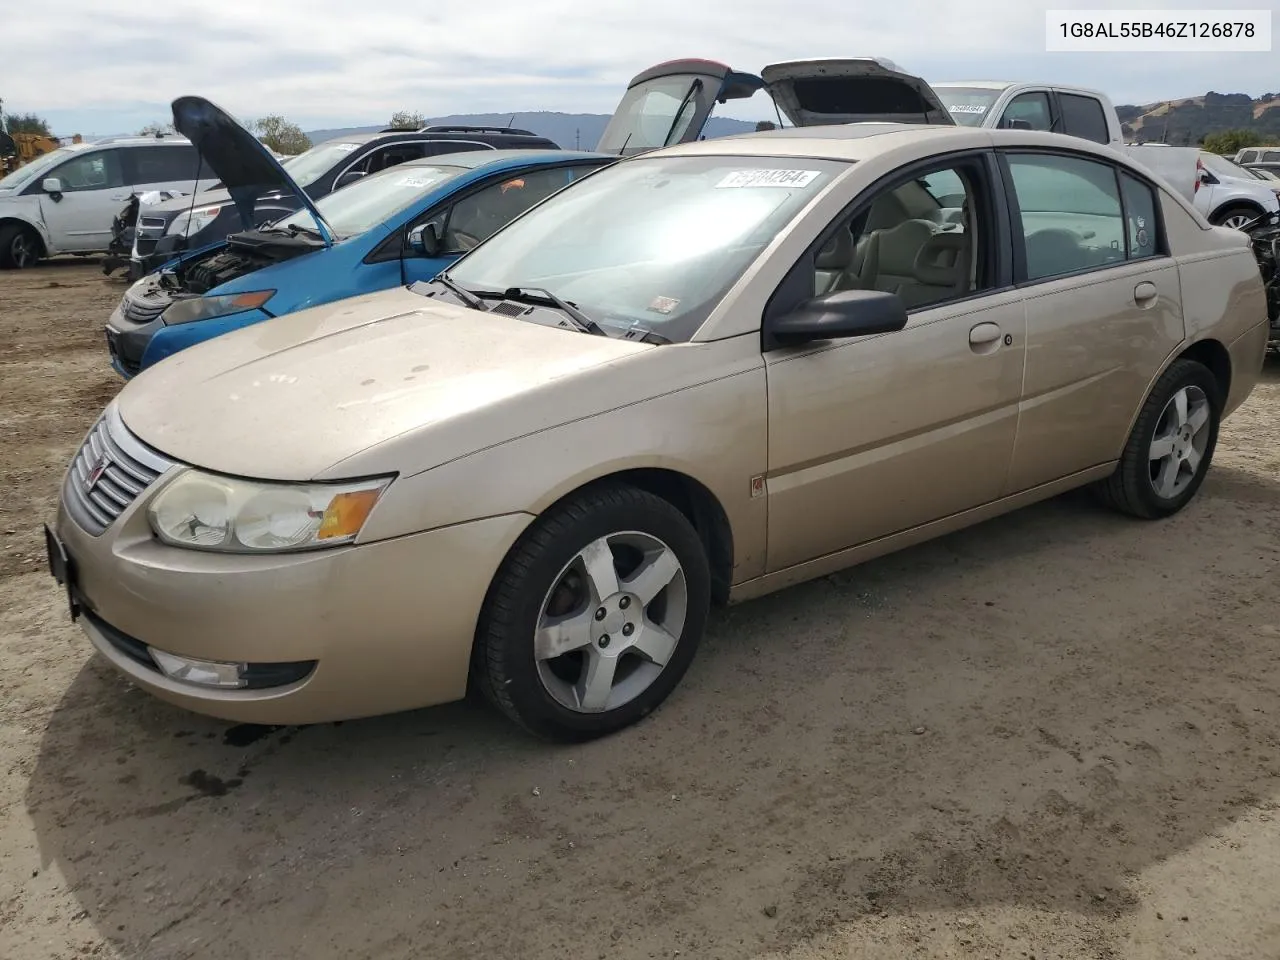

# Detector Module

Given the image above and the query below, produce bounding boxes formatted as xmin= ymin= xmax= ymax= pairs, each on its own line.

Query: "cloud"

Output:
xmin=4 ymin=0 xmax=1277 ymax=135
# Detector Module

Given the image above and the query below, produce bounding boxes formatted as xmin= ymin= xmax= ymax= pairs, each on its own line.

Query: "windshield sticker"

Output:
xmin=948 ymin=104 xmax=987 ymax=114
xmin=647 ymin=295 xmax=680 ymax=315
xmin=335 ymin=143 xmax=360 ymax=152
xmin=716 ymin=169 xmax=820 ymax=189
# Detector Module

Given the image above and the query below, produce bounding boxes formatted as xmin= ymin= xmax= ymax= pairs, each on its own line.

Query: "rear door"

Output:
xmin=124 ymin=144 xmax=208 ymax=194
xmin=998 ymin=149 xmax=1183 ymax=492
xmin=760 ymin=59 xmax=955 ymax=127
xmin=29 ymin=148 xmax=130 ymax=251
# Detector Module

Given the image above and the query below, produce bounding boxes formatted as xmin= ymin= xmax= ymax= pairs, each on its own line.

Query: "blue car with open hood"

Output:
xmin=105 ymin=96 xmax=613 ymax=378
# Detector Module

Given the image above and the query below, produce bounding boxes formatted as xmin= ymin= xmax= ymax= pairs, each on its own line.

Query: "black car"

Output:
xmin=120 ymin=124 xmax=560 ymax=278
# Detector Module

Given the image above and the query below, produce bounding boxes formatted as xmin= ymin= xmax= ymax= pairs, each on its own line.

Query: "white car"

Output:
xmin=0 ymin=135 xmax=217 ymax=268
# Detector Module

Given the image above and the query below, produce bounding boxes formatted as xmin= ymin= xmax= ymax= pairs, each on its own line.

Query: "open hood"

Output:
xmin=760 ymin=59 xmax=955 ymax=127
xmin=170 ymin=95 xmax=334 ymax=245
xmin=596 ymin=59 xmax=765 ymax=157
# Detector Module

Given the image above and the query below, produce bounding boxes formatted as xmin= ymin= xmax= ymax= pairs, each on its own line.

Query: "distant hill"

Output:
xmin=305 ymin=111 xmax=759 ymax=150
xmin=1118 ymin=91 xmax=1280 ymax=145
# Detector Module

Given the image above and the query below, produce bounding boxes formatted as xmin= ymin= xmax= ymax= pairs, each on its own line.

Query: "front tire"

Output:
xmin=1094 ymin=358 xmax=1221 ymax=519
xmin=0 ymin=222 xmax=41 ymax=269
xmin=474 ymin=483 xmax=711 ymax=742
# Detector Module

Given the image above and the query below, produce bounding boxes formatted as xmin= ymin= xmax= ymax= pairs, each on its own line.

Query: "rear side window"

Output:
xmin=1058 ymin=94 xmax=1110 ymax=144
xmin=1239 ymin=150 xmax=1259 ymax=163
xmin=1006 ymin=153 xmax=1125 ymax=281
xmin=1264 ymin=151 xmax=1280 ymax=163
xmin=1118 ymin=172 xmax=1162 ymax=260
xmin=127 ymin=145 xmax=201 ymax=184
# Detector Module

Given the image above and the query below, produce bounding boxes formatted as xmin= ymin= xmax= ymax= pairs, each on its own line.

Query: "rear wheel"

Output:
xmin=1210 ymin=204 xmax=1262 ymax=230
xmin=1093 ymin=358 xmax=1220 ymax=519
xmin=0 ymin=222 xmax=41 ymax=269
xmin=473 ymin=483 xmax=710 ymax=742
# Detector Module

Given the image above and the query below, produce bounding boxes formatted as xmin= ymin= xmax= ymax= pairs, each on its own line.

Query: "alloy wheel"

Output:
xmin=1149 ymin=384 xmax=1211 ymax=500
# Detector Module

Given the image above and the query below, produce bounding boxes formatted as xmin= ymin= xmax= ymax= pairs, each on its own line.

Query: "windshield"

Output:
xmin=1250 ymin=167 xmax=1280 ymax=181
xmin=278 ymin=139 xmax=368 ymax=188
xmin=272 ymin=163 xmax=465 ymax=238
xmin=0 ymin=146 xmax=76 ymax=190
xmin=444 ymin=154 xmax=848 ymax=342
xmin=933 ymin=86 xmax=1002 ymax=127
xmin=596 ymin=74 xmax=719 ymax=155
xmin=1200 ymin=152 xmax=1257 ymax=180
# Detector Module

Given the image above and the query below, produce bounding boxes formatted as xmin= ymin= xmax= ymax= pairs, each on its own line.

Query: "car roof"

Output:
xmin=83 ymin=136 xmax=196 ymax=148
xmin=653 ymin=123 xmax=1134 ymax=165
xmin=401 ymin=149 xmax=608 ymax=171
xmin=318 ymin=130 xmax=558 ymax=149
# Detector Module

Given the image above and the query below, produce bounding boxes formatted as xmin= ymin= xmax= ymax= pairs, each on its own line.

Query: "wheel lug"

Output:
xmin=598 ymin=635 xmax=610 ymax=648
xmin=595 ymin=607 xmax=606 ymax=621
xmin=619 ymin=596 xmax=631 ymax=610
xmin=622 ymin=623 xmax=634 ymax=637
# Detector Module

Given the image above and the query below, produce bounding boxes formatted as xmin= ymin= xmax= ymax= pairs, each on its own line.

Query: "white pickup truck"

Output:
xmin=932 ymin=80 xmax=1280 ymax=228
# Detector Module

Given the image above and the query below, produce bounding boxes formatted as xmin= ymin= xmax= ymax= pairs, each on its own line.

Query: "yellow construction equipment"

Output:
xmin=0 ymin=131 xmax=79 ymax=175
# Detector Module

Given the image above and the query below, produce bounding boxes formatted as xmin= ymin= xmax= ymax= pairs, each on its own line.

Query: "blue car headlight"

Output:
xmin=161 ymin=290 xmax=275 ymax=325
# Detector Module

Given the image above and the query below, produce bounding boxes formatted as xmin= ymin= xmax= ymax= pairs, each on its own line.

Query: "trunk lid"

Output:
xmin=760 ymin=58 xmax=955 ymax=127
xmin=169 ymin=95 xmax=334 ymax=245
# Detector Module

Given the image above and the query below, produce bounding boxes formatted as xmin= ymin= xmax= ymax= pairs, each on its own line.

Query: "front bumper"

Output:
xmin=52 ymin=492 xmax=532 ymax=725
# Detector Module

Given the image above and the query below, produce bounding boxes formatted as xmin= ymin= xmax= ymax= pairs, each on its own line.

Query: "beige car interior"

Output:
xmin=813 ymin=167 xmax=980 ymax=309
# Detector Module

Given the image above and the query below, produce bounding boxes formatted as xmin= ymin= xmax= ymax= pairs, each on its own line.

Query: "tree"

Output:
xmin=388 ymin=110 xmax=425 ymax=130
xmin=1202 ymin=129 xmax=1262 ymax=155
xmin=138 ymin=121 xmax=175 ymax=136
xmin=6 ymin=112 xmax=52 ymax=136
xmin=249 ymin=116 xmax=312 ymax=155
xmin=755 ymin=120 xmax=777 ymax=131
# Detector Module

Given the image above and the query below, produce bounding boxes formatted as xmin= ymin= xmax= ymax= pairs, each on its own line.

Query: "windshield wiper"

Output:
xmin=497 ymin=286 xmax=608 ymax=337
xmin=433 ymin=272 xmax=487 ymax=311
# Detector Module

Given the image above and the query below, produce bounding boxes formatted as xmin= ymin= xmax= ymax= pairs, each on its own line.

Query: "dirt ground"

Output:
xmin=3 ymin=259 xmax=1280 ymax=960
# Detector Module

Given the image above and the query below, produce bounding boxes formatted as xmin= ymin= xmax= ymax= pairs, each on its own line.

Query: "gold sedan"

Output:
xmin=46 ymin=123 xmax=1270 ymax=741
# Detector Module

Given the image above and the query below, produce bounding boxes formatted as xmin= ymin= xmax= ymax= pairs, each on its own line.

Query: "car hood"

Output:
xmin=116 ymin=286 xmax=653 ymax=481
xmin=170 ymin=95 xmax=332 ymax=245
xmin=760 ymin=59 xmax=955 ymax=127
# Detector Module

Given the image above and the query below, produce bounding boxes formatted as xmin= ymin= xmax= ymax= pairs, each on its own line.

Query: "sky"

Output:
xmin=3 ymin=0 xmax=1277 ymax=137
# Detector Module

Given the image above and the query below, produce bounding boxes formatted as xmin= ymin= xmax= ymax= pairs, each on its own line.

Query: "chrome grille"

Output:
xmin=63 ymin=406 xmax=175 ymax=536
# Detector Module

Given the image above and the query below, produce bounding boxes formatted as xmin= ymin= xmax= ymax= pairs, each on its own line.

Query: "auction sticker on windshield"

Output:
xmin=949 ymin=104 xmax=987 ymax=114
xmin=717 ymin=169 xmax=821 ymax=189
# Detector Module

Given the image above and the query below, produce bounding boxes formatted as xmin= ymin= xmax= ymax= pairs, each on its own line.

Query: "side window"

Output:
xmin=429 ymin=166 xmax=591 ymax=254
xmin=365 ymin=143 xmax=428 ymax=173
xmin=422 ymin=140 xmax=493 ymax=158
xmin=1006 ymin=153 xmax=1126 ymax=281
xmin=51 ymin=150 xmax=124 ymax=192
xmin=1118 ymin=172 xmax=1162 ymax=261
xmin=808 ymin=162 xmax=988 ymax=310
xmin=127 ymin=145 xmax=201 ymax=184
xmin=1058 ymin=94 xmax=1111 ymax=144
xmin=999 ymin=92 xmax=1052 ymax=131
xmin=1238 ymin=150 xmax=1259 ymax=164
xmin=1264 ymin=151 xmax=1280 ymax=163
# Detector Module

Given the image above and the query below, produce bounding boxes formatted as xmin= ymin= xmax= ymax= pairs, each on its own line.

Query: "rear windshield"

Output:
xmin=595 ymin=74 xmax=720 ymax=155
xmin=933 ymin=86 xmax=1002 ymax=127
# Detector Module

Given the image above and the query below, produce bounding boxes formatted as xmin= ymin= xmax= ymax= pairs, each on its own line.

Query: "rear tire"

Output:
xmin=473 ymin=482 xmax=710 ymax=742
xmin=1210 ymin=204 xmax=1262 ymax=230
xmin=1093 ymin=358 xmax=1221 ymax=519
xmin=0 ymin=222 xmax=41 ymax=269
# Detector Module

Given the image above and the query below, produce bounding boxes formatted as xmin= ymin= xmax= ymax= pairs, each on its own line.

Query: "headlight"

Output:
xmin=147 ymin=471 xmax=392 ymax=553
xmin=165 ymin=206 xmax=226 ymax=238
xmin=161 ymin=290 xmax=274 ymax=325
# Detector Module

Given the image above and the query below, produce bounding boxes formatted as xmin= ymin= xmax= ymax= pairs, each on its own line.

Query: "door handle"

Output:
xmin=969 ymin=321 xmax=1002 ymax=354
xmin=1134 ymin=281 xmax=1157 ymax=304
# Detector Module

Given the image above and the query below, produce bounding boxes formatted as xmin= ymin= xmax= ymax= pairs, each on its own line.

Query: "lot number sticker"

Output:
xmin=948 ymin=104 xmax=988 ymax=114
xmin=716 ymin=169 xmax=820 ymax=189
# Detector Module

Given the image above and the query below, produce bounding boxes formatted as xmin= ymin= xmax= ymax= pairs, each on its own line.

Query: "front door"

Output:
xmin=35 ymin=148 xmax=130 ymax=251
xmin=763 ymin=154 xmax=1026 ymax=572
xmin=998 ymin=149 xmax=1184 ymax=492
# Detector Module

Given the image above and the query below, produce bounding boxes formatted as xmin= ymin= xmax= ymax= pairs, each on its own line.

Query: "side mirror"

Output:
xmin=42 ymin=177 xmax=64 ymax=198
xmin=766 ymin=289 xmax=908 ymax=349
xmin=407 ymin=222 xmax=441 ymax=258
xmin=335 ymin=169 xmax=366 ymax=189
xmin=1004 ymin=118 xmax=1033 ymax=131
